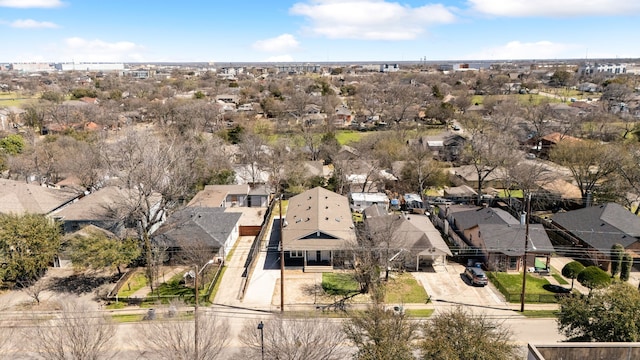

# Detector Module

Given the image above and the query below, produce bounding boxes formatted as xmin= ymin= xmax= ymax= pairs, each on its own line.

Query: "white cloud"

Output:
xmin=464 ymin=40 xmax=582 ymax=60
xmin=264 ymin=55 xmax=295 ymax=62
xmin=0 ymin=0 xmax=64 ymax=8
xmin=290 ymin=0 xmax=456 ymax=40
xmin=10 ymin=19 xmax=59 ymax=28
xmin=61 ymin=37 xmax=145 ymax=62
xmin=252 ymin=34 xmax=300 ymax=53
xmin=468 ymin=0 xmax=640 ymax=17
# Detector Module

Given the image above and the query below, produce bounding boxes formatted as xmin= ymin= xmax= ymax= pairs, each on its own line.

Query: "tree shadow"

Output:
xmin=48 ymin=274 xmax=118 ymax=295
xmin=300 ymin=283 xmax=324 ymax=297
xmin=543 ymin=284 xmax=570 ymax=294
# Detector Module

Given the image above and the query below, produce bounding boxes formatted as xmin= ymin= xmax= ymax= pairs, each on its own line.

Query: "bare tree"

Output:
xmin=136 ymin=304 xmax=230 ymax=360
xmin=550 ymin=139 xmax=620 ymax=203
xmin=238 ymin=315 xmax=348 ymax=360
xmin=104 ymin=130 xmax=198 ymax=291
xmin=461 ymin=124 xmax=518 ymax=204
xmin=25 ymin=297 xmax=117 ymax=360
xmin=236 ymin=131 xmax=268 ymax=185
xmin=18 ymin=277 xmax=50 ymax=305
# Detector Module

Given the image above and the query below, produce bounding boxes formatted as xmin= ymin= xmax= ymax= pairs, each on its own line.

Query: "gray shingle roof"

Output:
xmin=453 ymin=207 xmax=520 ymax=231
xmin=552 ymin=203 xmax=640 ymax=251
xmin=152 ymin=207 xmax=241 ymax=249
xmin=478 ymin=223 xmax=554 ymax=256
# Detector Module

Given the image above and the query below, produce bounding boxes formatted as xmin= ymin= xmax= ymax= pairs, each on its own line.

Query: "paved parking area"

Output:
xmin=412 ymin=262 xmax=512 ymax=316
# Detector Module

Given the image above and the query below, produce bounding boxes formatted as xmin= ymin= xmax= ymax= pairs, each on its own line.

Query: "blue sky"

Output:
xmin=1 ymin=0 xmax=639 ymax=63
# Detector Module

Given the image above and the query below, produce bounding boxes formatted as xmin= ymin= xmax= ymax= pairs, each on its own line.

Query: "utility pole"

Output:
xmin=520 ymin=192 xmax=532 ymax=312
xmin=279 ymin=193 xmax=284 ymax=313
xmin=194 ymin=259 xmax=214 ymax=359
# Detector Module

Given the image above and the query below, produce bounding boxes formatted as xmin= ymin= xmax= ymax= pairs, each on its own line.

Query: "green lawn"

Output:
xmin=111 ymin=314 xmax=145 ymax=323
xmin=117 ymin=272 xmax=148 ymax=297
xmin=335 ymin=130 xmax=368 ymax=145
xmin=384 ymin=273 xmax=429 ymax=304
xmin=0 ymin=92 xmax=29 ymax=107
xmin=405 ymin=308 xmax=434 ymax=318
xmin=322 ymin=272 xmax=360 ymax=296
xmin=519 ymin=310 xmax=559 ymax=318
xmin=207 ymin=265 xmax=227 ymax=302
xmin=552 ymin=273 xmax=569 ymax=285
xmin=488 ymin=271 xmax=563 ymax=303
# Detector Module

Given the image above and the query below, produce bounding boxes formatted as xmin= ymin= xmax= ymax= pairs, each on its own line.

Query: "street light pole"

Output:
xmin=520 ymin=192 xmax=532 ymax=313
xmin=195 ymin=259 xmax=215 ymax=359
xmin=257 ymin=321 xmax=264 ymax=360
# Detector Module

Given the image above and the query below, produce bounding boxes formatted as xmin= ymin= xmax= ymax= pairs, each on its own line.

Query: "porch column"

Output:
xmin=304 ymin=251 xmax=307 ymax=268
xmin=330 ymin=251 xmax=334 ymax=267
xmin=416 ymin=255 xmax=419 ymax=272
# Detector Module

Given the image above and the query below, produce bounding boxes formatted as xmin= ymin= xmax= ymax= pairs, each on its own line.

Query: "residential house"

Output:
xmin=334 ymin=104 xmax=354 ymax=127
xmin=152 ymin=207 xmax=241 ymax=263
xmin=550 ymin=203 xmax=640 ymax=271
xmin=531 ymin=132 xmax=581 ymax=159
xmin=302 ymin=104 xmax=326 ymax=126
xmin=188 ymin=184 xmax=268 ymax=208
xmin=50 ymin=186 xmax=162 ymax=236
xmin=440 ymin=205 xmax=554 ymax=271
xmin=338 ymin=159 xmax=397 ymax=193
xmin=233 ymin=163 xmax=270 ymax=187
xmin=350 ymin=192 xmax=390 ymax=213
xmin=364 ymin=213 xmax=452 ymax=270
xmin=0 ymin=178 xmax=80 ymax=216
xmin=282 ymin=187 xmax=357 ymax=271
xmin=450 ymin=165 xmax=507 ymax=192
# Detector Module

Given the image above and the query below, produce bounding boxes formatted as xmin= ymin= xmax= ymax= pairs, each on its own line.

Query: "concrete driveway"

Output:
xmin=412 ymin=262 xmax=513 ymax=314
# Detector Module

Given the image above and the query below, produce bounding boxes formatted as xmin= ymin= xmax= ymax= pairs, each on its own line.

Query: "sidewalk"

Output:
xmin=549 ymin=256 xmax=590 ymax=294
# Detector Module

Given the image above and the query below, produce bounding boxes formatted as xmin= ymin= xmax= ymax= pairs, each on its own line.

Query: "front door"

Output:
xmin=316 ymin=251 xmax=321 ymax=262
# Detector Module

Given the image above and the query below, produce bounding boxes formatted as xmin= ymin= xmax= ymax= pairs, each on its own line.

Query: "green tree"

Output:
xmin=40 ymin=90 xmax=64 ymax=103
xmin=550 ymin=70 xmax=572 ymax=87
xmin=68 ymin=230 xmax=141 ymax=275
xmin=420 ymin=306 xmax=519 ymax=360
xmin=0 ymin=214 xmax=61 ymax=287
xmin=621 ymin=252 xmax=633 ymax=282
xmin=0 ymin=134 xmax=25 ymax=155
xmin=610 ymin=243 xmax=625 ymax=278
xmin=561 ymin=261 xmax=585 ymax=290
xmin=227 ymin=125 xmax=244 ymax=145
xmin=343 ymin=303 xmax=417 ymax=360
xmin=557 ymin=282 xmax=640 ymax=342
xmin=577 ymin=266 xmax=611 ymax=292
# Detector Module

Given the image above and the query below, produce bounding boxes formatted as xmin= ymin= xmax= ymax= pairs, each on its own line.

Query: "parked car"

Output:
xmin=464 ymin=266 xmax=488 ymax=286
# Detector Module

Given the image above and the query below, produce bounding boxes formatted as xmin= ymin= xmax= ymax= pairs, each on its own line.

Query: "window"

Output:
xmin=509 ymin=256 xmax=518 ymax=270
xmin=290 ymin=251 xmax=304 ymax=258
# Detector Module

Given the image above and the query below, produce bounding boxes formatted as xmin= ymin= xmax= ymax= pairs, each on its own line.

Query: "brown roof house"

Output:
xmin=50 ymin=186 xmax=163 ymax=236
xmin=282 ymin=187 xmax=357 ymax=272
xmin=0 ymin=178 xmax=80 ymax=215
xmin=188 ymin=184 xmax=269 ymax=208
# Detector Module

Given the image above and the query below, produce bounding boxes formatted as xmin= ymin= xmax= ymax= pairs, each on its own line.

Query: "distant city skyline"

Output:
xmin=1 ymin=0 xmax=639 ymax=63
